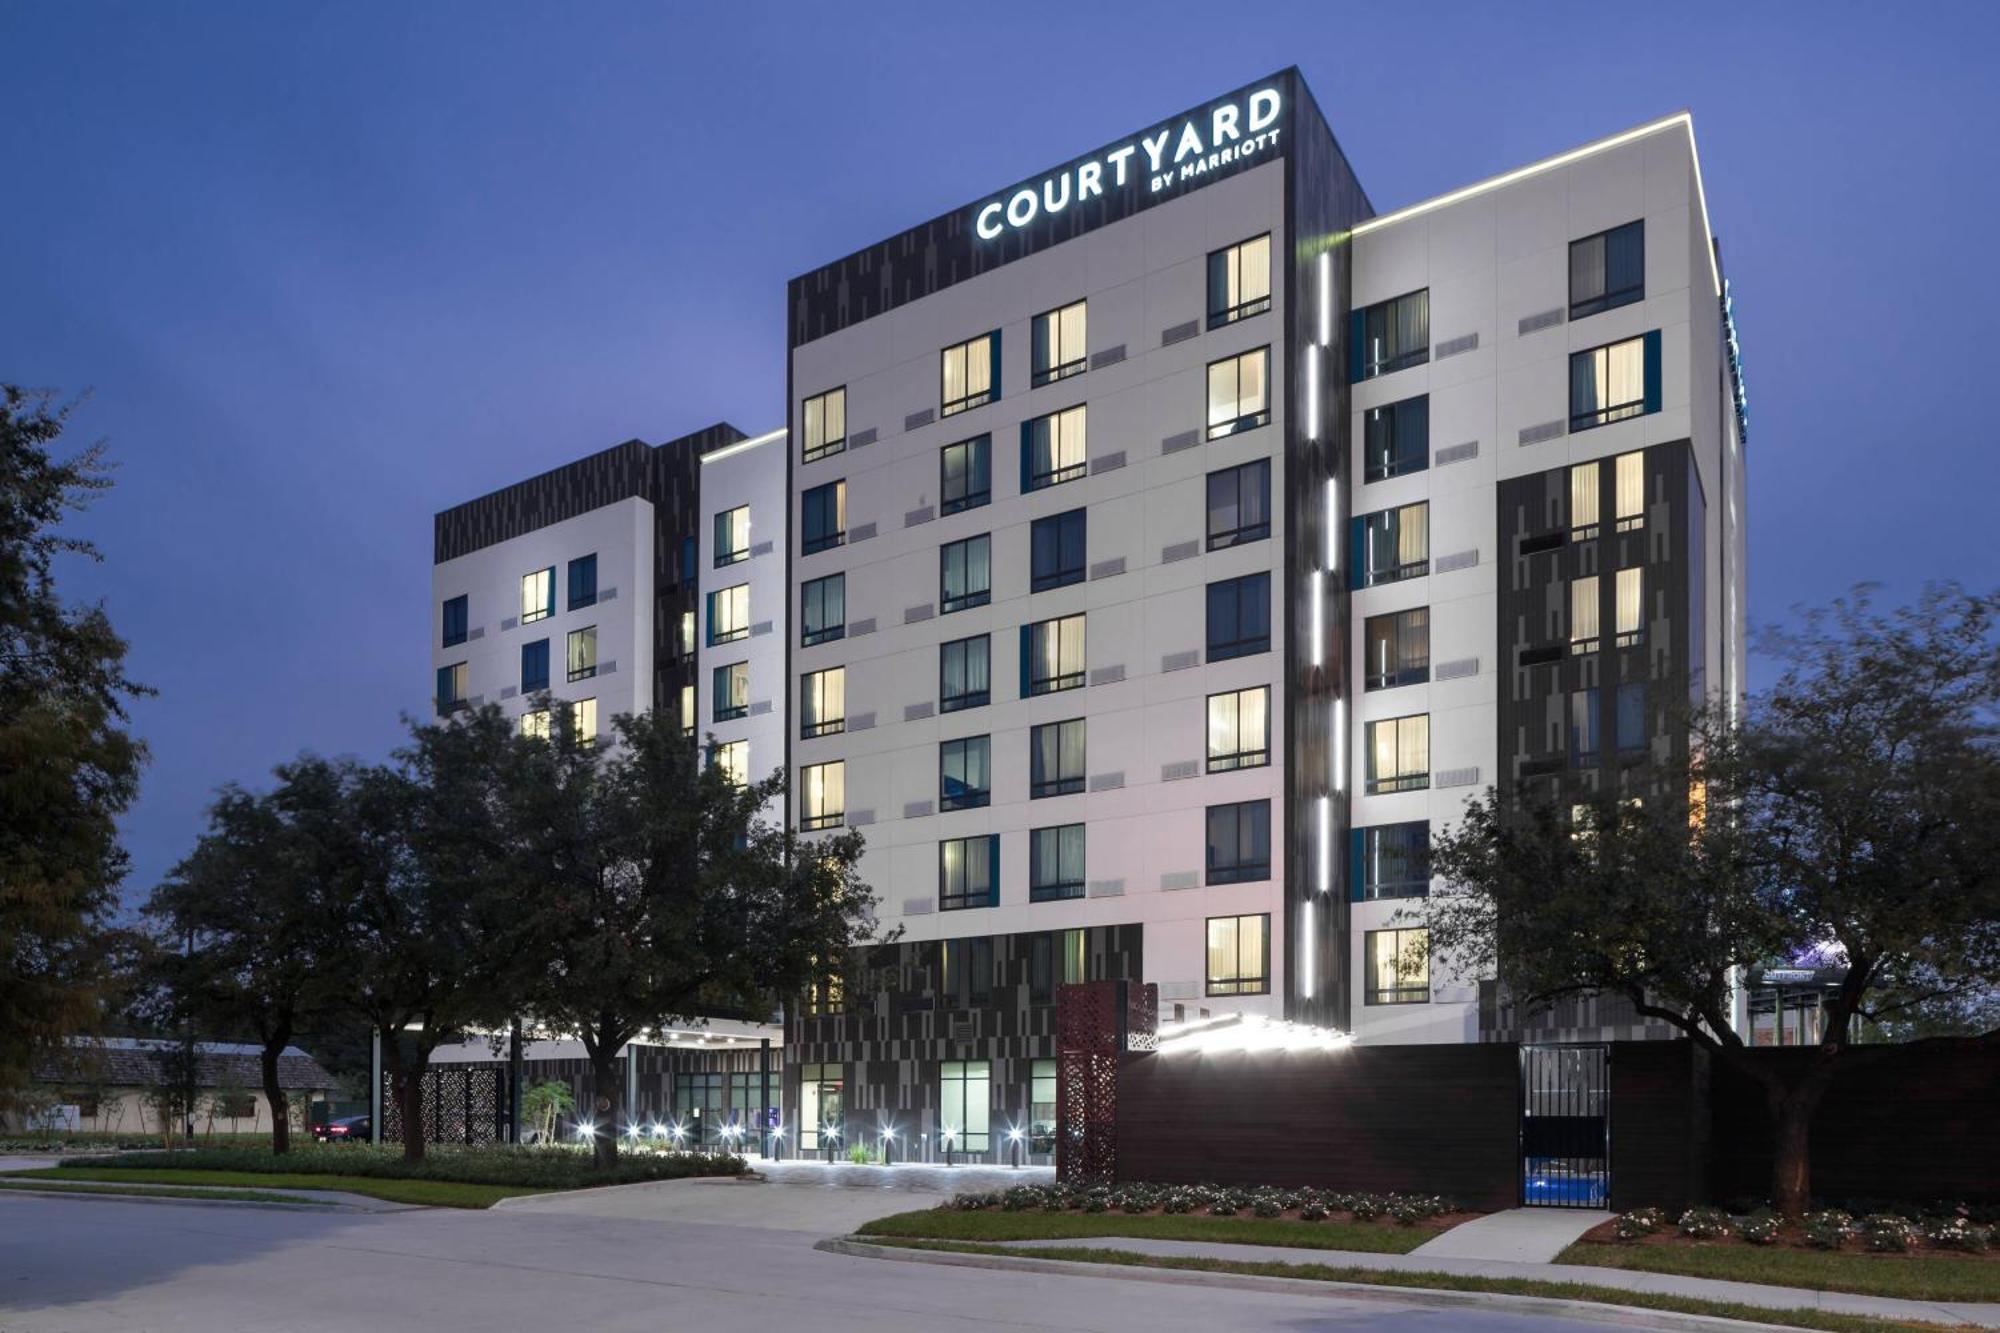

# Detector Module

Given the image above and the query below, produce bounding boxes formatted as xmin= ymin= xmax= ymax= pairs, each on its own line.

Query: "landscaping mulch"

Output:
xmin=1578 ymin=1216 xmax=2000 ymax=1262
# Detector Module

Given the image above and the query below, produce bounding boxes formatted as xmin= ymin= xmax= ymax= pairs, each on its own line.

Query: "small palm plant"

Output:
xmin=521 ymin=1080 xmax=577 ymax=1147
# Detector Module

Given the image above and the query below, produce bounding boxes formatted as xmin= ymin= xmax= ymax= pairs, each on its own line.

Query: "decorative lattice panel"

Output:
xmin=381 ymin=1064 xmax=509 ymax=1145
xmin=1126 ymin=982 xmax=1159 ymax=1052
xmin=1055 ymin=981 xmax=1123 ymax=1184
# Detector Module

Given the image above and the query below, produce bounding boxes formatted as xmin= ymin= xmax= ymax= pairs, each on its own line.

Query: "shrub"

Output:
xmin=1161 ymin=1190 xmax=1197 ymax=1215
xmin=1861 ymin=1213 xmax=1918 ymax=1253
xmin=1802 ymin=1209 xmax=1856 ymax=1250
xmin=1348 ymin=1194 xmax=1385 ymax=1221
xmin=1677 ymin=1206 xmax=1732 ymax=1240
xmin=1737 ymin=1209 xmax=1782 ymax=1245
xmin=1925 ymin=1216 xmax=1991 ymax=1253
xmin=1299 ymin=1202 xmax=1328 ymax=1221
xmin=1252 ymin=1198 xmax=1282 ymax=1218
xmin=1612 ymin=1207 xmax=1665 ymax=1241
xmin=60 ymin=1144 xmax=744 ymax=1189
xmin=1207 ymin=1198 xmax=1238 ymax=1216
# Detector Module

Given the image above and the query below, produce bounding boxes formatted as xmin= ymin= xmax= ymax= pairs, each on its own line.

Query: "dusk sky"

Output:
xmin=3 ymin=2 xmax=1995 ymax=904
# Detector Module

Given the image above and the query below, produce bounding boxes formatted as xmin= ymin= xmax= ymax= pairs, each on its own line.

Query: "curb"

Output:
xmin=815 ymin=1236 xmax=1831 ymax=1333
xmin=0 ymin=1185 xmax=357 ymax=1213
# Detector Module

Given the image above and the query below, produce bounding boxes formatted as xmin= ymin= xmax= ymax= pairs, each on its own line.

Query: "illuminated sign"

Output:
xmin=1760 ymin=968 xmax=1817 ymax=984
xmin=973 ymin=85 xmax=1285 ymax=241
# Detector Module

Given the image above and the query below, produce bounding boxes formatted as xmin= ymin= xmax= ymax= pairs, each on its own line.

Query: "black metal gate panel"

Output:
xmin=1520 ymin=1044 xmax=1608 ymax=1208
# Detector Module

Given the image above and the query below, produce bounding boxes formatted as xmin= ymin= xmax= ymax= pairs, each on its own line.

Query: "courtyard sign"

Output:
xmin=973 ymin=85 xmax=1285 ymax=241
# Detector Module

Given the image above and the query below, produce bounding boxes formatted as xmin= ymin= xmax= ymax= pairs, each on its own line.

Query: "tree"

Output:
xmin=512 ymin=704 xmax=879 ymax=1167
xmin=143 ymin=757 xmax=355 ymax=1154
xmin=0 ymin=387 xmax=148 ymax=1116
xmin=520 ymin=1078 xmax=576 ymax=1145
xmin=1422 ymin=585 xmax=2000 ymax=1215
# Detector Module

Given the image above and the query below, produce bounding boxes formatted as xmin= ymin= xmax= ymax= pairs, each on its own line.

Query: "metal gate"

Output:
xmin=1520 ymin=1044 xmax=1608 ymax=1208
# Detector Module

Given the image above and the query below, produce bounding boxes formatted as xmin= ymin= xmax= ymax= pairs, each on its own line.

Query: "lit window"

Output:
xmin=1354 ymin=503 xmax=1429 ymax=587
xmin=1023 ymin=615 xmax=1084 ymax=695
xmin=1570 ymin=462 xmax=1601 ymax=538
xmin=1570 ymin=577 xmax=1600 ymax=653
xmin=707 ymin=584 xmax=749 ymax=645
xmin=1205 ymin=573 xmax=1270 ymax=661
xmin=441 ymin=595 xmax=468 ymax=648
xmin=802 ymin=480 xmax=846 ymax=556
xmin=1207 ymin=233 xmax=1271 ymax=328
xmin=567 ymin=626 xmax=597 ymax=682
xmin=802 ymin=387 xmax=846 ymax=463
xmin=1029 ymin=824 xmax=1084 ymax=902
xmin=1570 ymin=335 xmax=1654 ymax=431
xmin=938 ymin=1060 xmax=991 ymax=1151
xmin=1615 ymin=567 xmax=1644 ymax=646
xmin=520 ymin=567 xmax=554 ymax=624
xmin=941 ymin=435 xmax=991 ymax=514
xmin=570 ymin=697 xmax=598 ymax=747
xmin=1615 ymin=451 xmax=1645 ymax=531
xmin=1365 ymin=714 xmax=1430 ymax=794
xmin=1354 ymin=823 xmax=1429 ymax=901
xmin=677 ymin=610 xmax=695 ymax=659
xmin=1029 ymin=718 xmax=1084 ymax=798
xmin=567 ymin=554 xmax=597 ymax=611
xmin=940 ymin=635 xmax=989 ymax=713
xmin=1023 ymin=405 xmax=1086 ymax=490
xmin=1205 ymin=801 xmax=1271 ymax=885
xmin=678 ymin=684 xmax=694 ymax=735
xmin=800 ymin=760 xmax=843 ymax=829
xmin=1363 ymin=395 xmax=1428 ymax=482
xmin=800 ymin=666 xmax=844 ymax=738
xmin=434 ymin=662 xmax=468 ymax=716
xmin=1030 ymin=1058 xmax=1057 ymax=1153
xmin=939 ymin=835 xmax=997 ymax=911
xmin=799 ymin=1062 xmax=842 ymax=1150
xmin=520 ymin=638 xmax=550 ymax=693
xmin=939 ymin=735 xmax=991 ymax=811
xmin=711 ymin=738 xmax=748 ymax=786
xmin=1353 ymin=289 xmax=1429 ymax=380
xmin=1569 ymin=220 xmax=1644 ymax=320
xmin=801 ymin=573 xmax=844 ymax=647
xmin=1206 ymin=686 xmax=1270 ymax=772
xmin=940 ymin=534 xmax=991 ymax=613
xmin=1031 ymin=300 xmax=1087 ymax=387
xmin=713 ymin=661 xmax=749 ymax=722
xmin=1205 ymin=914 xmax=1269 ymax=996
xmin=1364 ymin=927 xmax=1429 ymax=1004
xmin=1029 ymin=510 xmax=1085 ymax=592
xmin=940 ymin=332 xmax=997 ymax=417
xmin=520 ymin=708 xmax=551 ymax=741
xmin=1364 ymin=608 xmax=1429 ymax=690
xmin=1206 ymin=346 xmax=1270 ymax=439
xmin=714 ymin=506 xmax=750 ymax=566
xmin=1207 ymin=458 xmax=1271 ymax=550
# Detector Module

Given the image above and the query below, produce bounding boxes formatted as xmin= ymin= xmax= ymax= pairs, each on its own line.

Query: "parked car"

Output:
xmin=312 ymin=1114 xmax=371 ymax=1144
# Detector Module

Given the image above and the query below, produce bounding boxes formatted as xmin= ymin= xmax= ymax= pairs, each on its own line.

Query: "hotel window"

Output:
xmin=441 ymin=595 xmax=468 ymax=648
xmin=1206 ymin=458 xmax=1270 ymax=550
xmin=520 ymin=708 xmax=551 ymax=741
xmin=520 ymin=567 xmax=554 ymax=624
xmin=570 ymin=697 xmax=598 ymax=747
xmin=940 ymin=534 xmax=991 ymax=613
xmin=1571 ymin=462 xmax=1602 ymax=539
xmin=567 ymin=626 xmax=597 ymax=682
xmin=1029 ymin=718 xmax=1085 ymax=798
xmin=1617 ymin=682 xmax=1647 ymax=753
xmin=799 ymin=1062 xmax=842 ymax=1150
xmin=713 ymin=661 xmax=749 ymax=722
xmin=940 ymin=635 xmax=990 ymax=713
xmin=1353 ymin=502 xmax=1429 ymax=588
xmin=677 ymin=610 xmax=695 ymax=659
xmin=520 ymin=639 xmax=549 ymax=693
xmin=1365 ymin=608 xmax=1429 ymax=690
xmin=1205 ymin=572 xmax=1270 ymax=662
xmin=714 ymin=505 xmax=750 ymax=566
xmin=1022 ymin=405 xmax=1086 ymax=490
xmin=1205 ymin=914 xmax=1269 ymax=996
xmin=939 ymin=938 xmax=993 ymax=1011
xmin=1029 ymin=928 xmax=1087 ymax=1005
xmin=800 ymin=573 xmax=844 ymax=646
xmin=1030 ymin=1058 xmax=1057 ymax=1153
xmin=678 ymin=684 xmax=694 ymax=735
xmin=800 ymin=760 xmax=844 ymax=830
xmin=802 ymin=479 xmax=846 ymax=555
xmin=941 ymin=435 xmax=991 ymax=514
xmin=805 ymin=960 xmax=844 ymax=1018
xmin=1363 ymin=395 xmax=1429 ymax=482
xmin=800 ymin=666 xmax=844 ymax=738
xmin=1030 ymin=509 xmax=1086 ymax=592
xmin=1615 ymin=567 xmax=1644 ymax=646
xmin=707 ymin=584 xmax=749 ymax=645
xmin=1571 ymin=688 xmax=1600 ymax=766
xmin=711 ymin=737 xmax=747 ymax=787
xmin=1021 ymin=614 xmax=1084 ymax=695
xmin=1569 ymin=220 xmax=1644 ymax=320
xmin=1353 ymin=822 xmax=1430 ymax=901
xmin=679 ymin=535 xmax=696 ymax=589
xmin=1031 ymin=300 xmax=1087 ymax=387
xmin=801 ymin=386 xmax=845 ymax=463
xmin=939 ymin=735 xmax=991 ymax=811
xmin=939 ymin=834 xmax=998 ymax=911
xmin=1364 ymin=927 xmax=1430 ymax=1005
xmin=1365 ymin=714 xmax=1430 ymax=794
xmin=1352 ymin=289 xmax=1429 ymax=380
xmin=567 ymin=554 xmax=597 ymax=610
xmin=1206 ymin=346 xmax=1270 ymax=439
xmin=1615 ymin=451 xmax=1645 ymax=531
xmin=938 ymin=1060 xmax=991 ymax=1151
xmin=1030 ymin=824 xmax=1085 ymax=902
xmin=940 ymin=331 xmax=998 ymax=417
xmin=1570 ymin=576 xmax=1601 ymax=653
xmin=1206 ymin=686 xmax=1270 ymax=772
xmin=1207 ymin=233 xmax=1271 ymax=328
xmin=1205 ymin=800 xmax=1271 ymax=885
xmin=434 ymin=662 xmax=468 ymax=715
xmin=1570 ymin=332 xmax=1659 ymax=431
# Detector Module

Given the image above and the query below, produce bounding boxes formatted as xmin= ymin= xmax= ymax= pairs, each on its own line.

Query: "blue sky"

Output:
xmin=3 ymin=1 xmax=1995 ymax=901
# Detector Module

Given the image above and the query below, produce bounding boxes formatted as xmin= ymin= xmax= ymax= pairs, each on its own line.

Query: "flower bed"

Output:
xmin=1586 ymin=1204 xmax=1998 ymax=1259
xmin=946 ymin=1181 xmax=1470 ymax=1228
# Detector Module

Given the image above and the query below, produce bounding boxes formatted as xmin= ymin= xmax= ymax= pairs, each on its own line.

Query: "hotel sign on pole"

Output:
xmin=973 ymin=84 xmax=1286 ymax=241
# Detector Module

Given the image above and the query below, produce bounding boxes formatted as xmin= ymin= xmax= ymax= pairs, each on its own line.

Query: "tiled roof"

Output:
xmin=34 ymin=1039 xmax=336 ymax=1092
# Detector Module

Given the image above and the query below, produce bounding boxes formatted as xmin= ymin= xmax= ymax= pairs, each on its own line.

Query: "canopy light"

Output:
xmin=1156 ymin=1012 xmax=1351 ymax=1055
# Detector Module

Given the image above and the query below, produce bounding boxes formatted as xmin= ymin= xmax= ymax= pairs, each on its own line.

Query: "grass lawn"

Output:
xmin=1559 ymin=1240 xmax=2000 ymax=1305
xmin=868 ymin=1238 xmax=1964 ymax=1333
xmin=13 ymin=1167 xmax=541 ymax=1209
xmin=0 ymin=1178 xmax=336 ymax=1206
xmin=857 ymin=1206 xmax=1438 ymax=1254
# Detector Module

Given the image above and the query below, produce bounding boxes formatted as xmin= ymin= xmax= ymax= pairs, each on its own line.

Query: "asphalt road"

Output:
xmin=0 ymin=1189 xmax=1637 ymax=1332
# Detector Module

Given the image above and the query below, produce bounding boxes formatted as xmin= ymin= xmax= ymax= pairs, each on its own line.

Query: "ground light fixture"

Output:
xmin=879 ymin=1126 xmax=896 ymax=1166
xmin=573 ymin=1119 xmax=597 ymax=1142
xmin=1007 ymin=1125 xmax=1025 ymax=1169
xmin=1155 ymin=1012 xmax=1351 ymax=1055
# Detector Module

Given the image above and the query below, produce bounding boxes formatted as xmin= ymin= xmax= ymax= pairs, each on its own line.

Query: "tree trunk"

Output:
xmin=260 ymin=1035 xmax=291 ymax=1156
xmin=587 ymin=1039 xmax=622 ymax=1171
xmin=380 ymin=1029 xmax=430 ymax=1162
xmin=1770 ymin=1090 xmax=1814 ymax=1218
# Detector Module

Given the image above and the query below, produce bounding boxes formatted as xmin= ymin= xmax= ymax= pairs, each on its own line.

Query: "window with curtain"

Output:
xmin=710 ymin=737 xmax=746 ymax=786
xmin=940 ymin=635 xmax=989 ymax=712
xmin=1207 ymin=233 xmax=1271 ymax=328
xmin=1617 ymin=682 xmax=1647 ymax=752
xmin=1030 ymin=1059 xmax=1057 ymax=1153
xmin=570 ymin=698 xmax=598 ymax=747
xmin=707 ymin=584 xmax=749 ymax=645
xmin=1364 ymin=927 xmax=1430 ymax=1004
xmin=1365 ymin=714 xmax=1430 ymax=794
xmin=678 ymin=610 xmax=695 ymax=659
xmin=800 ymin=760 xmax=844 ymax=830
xmin=713 ymin=661 xmax=749 ymax=722
xmin=1032 ymin=300 xmax=1087 ymax=387
xmin=802 ymin=386 xmax=846 ymax=463
xmin=800 ymin=666 xmax=844 ymax=738
xmin=939 ymin=835 xmax=997 ymax=910
xmin=520 ymin=638 xmax=549 ymax=693
xmin=1206 ymin=346 xmax=1270 ymax=439
xmin=1616 ymin=567 xmax=1644 ymax=646
xmin=1205 ymin=800 xmax=1271 ymax=885
xmin=1570 ymin=462 xmax=1601 ymax=538
xmin=1363 ymin=395 xmax=1429 ymax=482
xmin=940 ymin=534 xmax=992 ymax=613
xmin=1029 ymin=718 xmax=1085 ymax=798
xmin=1571 ymin=688 xmax=1601 ymax=766
xmin=941 ymin=332 xmax=996 ymax=416
xmin=1205 ymin=914 xmax=1269 ymax=995
xmin=1206 ymin=685 xmax=1270 ymax=772
xmin=941 ymin=435 xmax=991 ymax=514
xmin=1615 ymin=451 xmax=1646 ymax=530
xmin=1025 ymin=615 xmax=1085 ymax=694
xmin=800 ymin=573 xmax=844 ymax=646
xmin=939 ymin=735 xmax=991 ymax=811
xmin=567 ymin=554 xmax=597 ymax=610
xmin=520 ymin=567 xmax=554 ymax=624
xmin=567 ymin=626 xmax=596 ymax=682
xmin=435 ymin=662 xmax=468 ymax=715
xmin=714 ymin=505 xmax=750 ymax=566
xmin=1569 ymin=220 xmax=1644 ymax=319
xmin=441 ymin=594 xmax=468 ymax=648
xmin=1570 ymin=576 xmax=1601 ymax=653
xmin=519 ymin=708 xmax=550 ymax=741
xmin=1024 ymin=405 xmax=1087 ymax=489
xmin=1356 ymin=289 xmax=1429 ymax=379
xmin=1030 ymin=509 xmax=1086 ymax=592
xmin=939 ymin=938 xmax=993 ymax=1011
xmin=1206 ymin=572 xmax=1271 ymax=661
xmin=1029 ymin=824 xmax=1085 ymax=902
xmin=938 ymin=1060 xmax=991 ymax=1151
xmin=802 ymin=479 xmax=846 ymax=555
xmin=677 ymin=684 xmax=694 ymax=735
xmin=1355 ymin=822 xmax=1429 ymax=901
xmin=1364 ymin=608 xmax=1429 ymax=690
xmin=1206 ymin=458 xmax=1270 ymax=550
xmin=1355 ymin=502 xmax=1429 ymax=587
xmin=1570 ymin=336 xmax=1648 ymax=430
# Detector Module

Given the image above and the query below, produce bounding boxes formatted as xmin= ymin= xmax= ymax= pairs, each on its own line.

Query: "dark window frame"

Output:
xmin=1024 ymin=615 xmax=1085 ymax=695
xmin=940 ymin=331 xmax=997 ymax=417
xmin=441 ymin=594 xmax=468 ymax=648
xmin=799 ymin=760 xmax=844 ymax=831
xmin=567 ymin=554 xmax=598 ymax=611
xmin=520 ymin=638 xmax=550 ymax=693
xmin=800 ymin=666 xmax=845 ymax=739
xmin=1205 ymin=800 xmax=1272 ymax=886
xmin=938 ymin=834 xmax=998 ymax=912
xmin=940 ymin=533 xmax=992 ymax=614
xmin=938 ymin=734 xmax=992 ymax=812
xmin=801 ymin=386 xmax=846 ymax=464
xmin=801 ymin=479 xmax=846 ymax=556
xmin=940 ymin=434 xmax=991 ymax=515
xmin=708 ymin=585 xmax=750 ymax=646
xmin=713 ymin=505 xmax=750 ymax=567
xmin=1206 ymin=685 xmax=1271 ymax=773
xmin=1364 ymin=927 xmax=1431 ymax=1005
xmin=1030 ymin=299 xmax=1088 ymax=388
xmin=1206 ymin=345 xmax=1272 ymax=440
xmin=1206 ymin=457 xmax=1271 ymax=551
xmin=1355 ymin=502 xmax=1430 ymax=588
xmin=939 ymin=634 xmax=991 ymax=713
xmin=1206 ymin=233 xmax=1272 ymax=329
xmin=1024 ymin=406 xmax=1087 ymax=491
xmin=1205 ymin=572 xmax=1271 ymax=662
xmin=1354 ymin=288 xmax=1430 ymax=380
xmin=1569 ymin=334 xmax=1652 ymax=432
xmin=1028 ymin=717 xmax=1086 ymax=799
xmin=1354 ymin=822 xmax=1431 ymax=902
xmin=800 ymin=573 xmax=844 ymax=647
xmin=1364 ymin=714 xmax=1431 ymax=795
xmin=1362 ymin=395 xmax=1429 ymax=483
xmin=1363 ymin=607 xmax=1430 ymax=691
xmin=1029 ymin=509 xmax=1087 ymax=593
xmin=1204 ymin=912 xmax=1271 ymax=995
xmin=1569 ymin=219 xmax=1645 ymax=320
xmin=713 ymin=661 xmax=749 ymax=723
xmin=1028 ymin=823 xmax=1085 ymax=902
xmin=566 ymin=626 xmax=597 ymax=683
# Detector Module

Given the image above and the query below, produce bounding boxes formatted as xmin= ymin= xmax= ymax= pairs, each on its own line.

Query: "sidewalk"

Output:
xmin=1412 ymin=1207 xmax=1614 ymax=1263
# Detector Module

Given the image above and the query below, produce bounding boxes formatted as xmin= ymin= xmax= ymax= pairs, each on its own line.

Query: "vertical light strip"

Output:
xmin=1310 ymin=569 xmax=1324 ymax=668
xmin=1301 ymin=900 xmax=1316 ymax=1000
xmin=1324 ymin=478 xmax=1338 ymax=572
xmin=1305 ymin=350 xmax=1320 ymax=444
xmin=1333 ymin=698 xmax=1346 ymax=792
xmin=1317 ymin=252 xmax=1331 ymax=347
xmin=1316 ymin=795 xmax=1330 ymax=895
